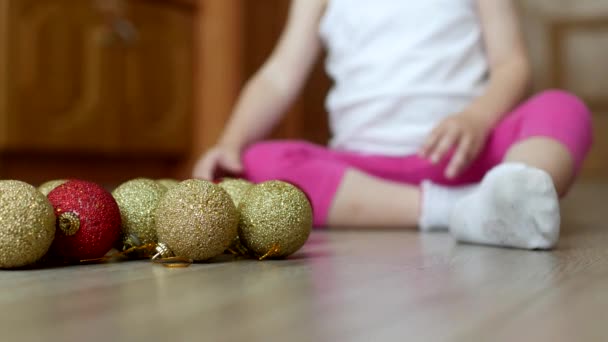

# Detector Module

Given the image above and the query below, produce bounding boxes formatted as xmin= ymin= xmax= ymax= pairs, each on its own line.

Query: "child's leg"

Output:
xmin=504 ymin=137 xmax=574 ymax=196
xmin=499 ymin=91 xmax=592 ymax=196
xmin=326 ymin=169 xmax=420 ymax=228
xmin=243 ymin=141 xmax=422 ymax=228
xmin=244 ymin=140 xmax=488 ymax=229
xmin=501 ymin=89 xmax=592 ymax=194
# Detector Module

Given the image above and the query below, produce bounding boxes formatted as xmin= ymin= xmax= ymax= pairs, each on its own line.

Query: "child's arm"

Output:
xmin=193 ymin=0 xmax=326 ymax=180
xmin=421 ymin=0 xmax=531 ymax=179
xmin=465 ymin=0 xmax=532 ymax=128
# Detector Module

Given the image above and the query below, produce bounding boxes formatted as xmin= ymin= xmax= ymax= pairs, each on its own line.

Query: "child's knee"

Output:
xmin=530 ymin=89 xmax=593 ymax=144
xmin=535 ymin=90 xmax=592 ymax=127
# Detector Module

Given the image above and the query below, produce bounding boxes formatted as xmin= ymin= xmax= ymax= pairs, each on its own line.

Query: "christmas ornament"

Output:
xmin=47 ymin=180 xmax=121 ymax=260
xmin=0 ymin=180 xmax=55 ymax=268
xmin=112 ymin=178 xmax=164 ymax=248
xmin=155 ymin=179 xmax=238 ymax=261
xmin=218 ymin=178 xmax=253 ymax=255
xmin=156 ymin=179 xmax=179 ymax=191
xmin=218 ymin=178 xmax=253 ymax=207
xmin=38 ymin=179 xmax=67 ymax=196
xmin=239 ymin=181 xmax=312 ymax=259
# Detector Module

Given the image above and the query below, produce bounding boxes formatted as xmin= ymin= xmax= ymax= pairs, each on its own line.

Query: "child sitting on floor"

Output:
xmin=193 ymin=0 xmax=592 ymax=250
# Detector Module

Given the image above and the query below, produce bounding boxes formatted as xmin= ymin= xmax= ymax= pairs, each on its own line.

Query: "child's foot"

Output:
xmin=449 ymin=163 xmax=560 ymax=250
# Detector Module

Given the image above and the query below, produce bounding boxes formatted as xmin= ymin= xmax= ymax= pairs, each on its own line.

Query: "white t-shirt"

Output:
xmin=319 ymin=0 xmax=489 ymax=156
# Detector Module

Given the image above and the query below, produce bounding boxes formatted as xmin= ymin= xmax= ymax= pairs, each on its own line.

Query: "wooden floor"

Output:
xmin=1 ymin=183 xmax=607 ymax=342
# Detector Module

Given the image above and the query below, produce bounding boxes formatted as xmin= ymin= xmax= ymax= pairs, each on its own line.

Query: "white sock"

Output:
xmin=449 ymin=163 xmax=560 ymax=250
xmin=419 ymin=181 xmax=478 ymax=232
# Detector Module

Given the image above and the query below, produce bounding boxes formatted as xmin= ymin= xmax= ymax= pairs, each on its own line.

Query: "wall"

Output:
xmin=519 ymin=0 xmax=608 ymax=178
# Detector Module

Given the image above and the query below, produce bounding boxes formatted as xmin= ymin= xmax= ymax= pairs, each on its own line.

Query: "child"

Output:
xmin=193 ymin=0 xmax=592 ymax=250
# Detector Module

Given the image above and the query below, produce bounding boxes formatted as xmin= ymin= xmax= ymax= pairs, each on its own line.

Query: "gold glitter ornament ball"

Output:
xmin=0 ymin=180 xmax=56 ymax=268
xmin=38 ymin=179 xmax=67 ymax=196
xmin=239 ymin=181 xmax=312 ymax=259
xmin=219 ymin=178 xmax=253 ymax=254
xmin=154 ymin=179 xmax=239 ymax=261
xmin=156 ymin=179 xmax=180 ymax=192
xmin=218 ymin=178 xmax=253 ymax=207
xmin=112 ymin=178 xmax=166 ymax=246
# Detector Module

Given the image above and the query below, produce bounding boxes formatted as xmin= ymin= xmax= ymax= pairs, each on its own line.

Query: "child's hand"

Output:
xmin=420 ymin=112 xmax=491 ymax=179
xmin=192 ymin=145 xmax=243 ymax=181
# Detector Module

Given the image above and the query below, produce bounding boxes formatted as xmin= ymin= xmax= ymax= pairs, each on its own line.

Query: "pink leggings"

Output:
xmin=243 ymin=90 xmax=593 ymax=226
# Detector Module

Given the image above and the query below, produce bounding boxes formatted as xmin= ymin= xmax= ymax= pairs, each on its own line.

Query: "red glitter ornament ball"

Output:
xmin=47 ymin=180 xmax=121 ymax=260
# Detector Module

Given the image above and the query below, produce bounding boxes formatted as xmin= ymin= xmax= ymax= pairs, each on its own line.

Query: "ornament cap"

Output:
xmin=151 ymin=243 xmax=193 ymax=268
xmin=152 ymin=243 xmax=174 ymax=260
xmin=58 ymin=212 xmax=81 ymax=236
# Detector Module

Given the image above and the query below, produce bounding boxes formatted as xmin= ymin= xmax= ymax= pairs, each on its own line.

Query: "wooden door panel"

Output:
xmin=6 ymin=0 xmax=122 ymax=152
xmin=122 ymin=1 xmax=193 ymax=155
xmin=519 ymin=0 xmax=608 ymax=178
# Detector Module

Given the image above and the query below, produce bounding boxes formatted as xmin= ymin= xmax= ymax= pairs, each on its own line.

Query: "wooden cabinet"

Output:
xmin=122 ymin=0 xmax=193 ymax=155
xmin=0 ymin=0 xmax=193 ymax=155
xmin=1 ymin=0 xmax=123 ymax=152
xmin=0 ymin=0 xmax=195 ymax=183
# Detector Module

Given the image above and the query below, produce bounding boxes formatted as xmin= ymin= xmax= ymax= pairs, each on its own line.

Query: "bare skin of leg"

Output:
xmin=326 ymin=169 xmax=421 ymax=229
xmin=504 ymin=137 xmax=575 ymax=197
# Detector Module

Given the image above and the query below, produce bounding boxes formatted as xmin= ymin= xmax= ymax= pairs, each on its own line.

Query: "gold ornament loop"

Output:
xmin=258 ymin=244 xmax=282 ymax=261
xmin=80 ymin=243 xmax=157 ymax=264
xmin=151 ymin=256 xmax=193 ymax=268
xmin=58 ymin=212 xmax=80 ymax=236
